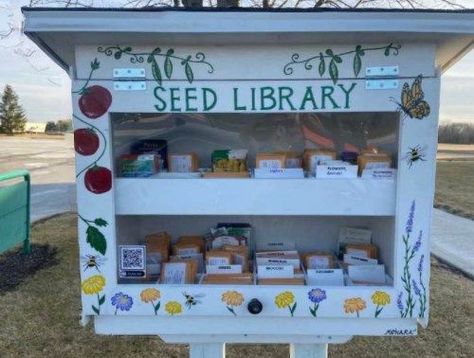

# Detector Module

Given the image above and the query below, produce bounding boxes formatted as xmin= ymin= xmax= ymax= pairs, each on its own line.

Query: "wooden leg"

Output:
xmin=189 ymin=343 xmax=226 ymax=358
xmin=290 ymin=344 xmax=328 ymax=358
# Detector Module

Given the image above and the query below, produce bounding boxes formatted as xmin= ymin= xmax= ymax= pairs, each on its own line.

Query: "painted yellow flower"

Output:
xmin=344 ymin=297 xmax=367 ymax=317
xmin=140 ymin=288 xmax=161 ymax=303
xmin=81 ymin=275 xmax=106 ymax=295
xmin=371 ymin=291 xmax=391 ymax=306
xmin=165 ymin=301 xmax=182 ymax=316
xmin=275 ymin=291 xmax=295 ymax=309
xmin=221 ymin=291 xmax=244 ymax=307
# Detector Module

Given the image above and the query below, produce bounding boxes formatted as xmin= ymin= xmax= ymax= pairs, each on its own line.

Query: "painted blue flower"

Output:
xmin=111 ymin=292 xmax=133 ymax=314
xmin=397 ymin=292 xmax=404 ymax=311
xmin=412 ymin=280 xmax=421 ymax=296
xmin=308 ymin=288 xmax=327 ymax=304
xmin=405 ymin=201 xmax=415 ymax=235
xmin=418 ymin=254 xmax=424 ymax=273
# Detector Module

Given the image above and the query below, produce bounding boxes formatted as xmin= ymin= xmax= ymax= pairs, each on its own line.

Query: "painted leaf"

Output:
xmin=151 ymin=59 xmax=162 ymax=86
xmin=329 ymin=60 xmax=339 ymax=84
xmin=291 ymin=302 xmax=297 ymax=315
xmin=384 ymin=46 xmax=391 ymax=56
xmin=334 ymin=55 xmax=342 ymax=64
xmin=92 ymin=305 xmax=100 ymax=315
xmin=86 ymin=226 xmax=107 ymax=255
xmin=309 ymin=306 xmax=316 ymax=317
xmin=185 ymin=63 xmax=194 ymax=84
xmin=154 ymin=301 xmax=161 ymax=314
xmin=114 ymin=51 xmax=122 ymax=60
xmin=164 ymin=56 xmax=173 ymax=79
xmin=318 ymin=54 xmax=325 ymax=77
xmin=94 ymin=218 xmax=108 ymax=227
xmin=164 ymin=49 xmax=174 ymax=79
xmin=123 ymin=46 xmax=132 ymax=52
xmin=90 ymin=58 xmax=100 ymax=70
xmin=325 ymin=49 xmax=334 ymax=56
xmin=353 ymin=53 xmax=362 ymax=77
xmin=99 ymin=294 xmax=106 ymax=305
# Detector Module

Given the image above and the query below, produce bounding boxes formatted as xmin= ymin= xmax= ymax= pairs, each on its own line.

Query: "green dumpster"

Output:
xmin=0 ymin=170 xmax=31 ymax=254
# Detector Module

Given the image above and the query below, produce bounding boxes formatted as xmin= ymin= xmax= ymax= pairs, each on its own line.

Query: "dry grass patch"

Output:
xmin=0 ymin=214 xmax=473 ymax=357
xmin=435 ymin=161 xmax=474 ymax=220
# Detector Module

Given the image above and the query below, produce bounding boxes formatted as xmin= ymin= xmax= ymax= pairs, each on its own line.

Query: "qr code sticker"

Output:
xmin=120 ymin=245 xmax=146 ymax=270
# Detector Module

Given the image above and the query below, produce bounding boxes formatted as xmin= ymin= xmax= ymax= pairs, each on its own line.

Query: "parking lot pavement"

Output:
xmin=0 ymin=134 xmax=76 ymax=221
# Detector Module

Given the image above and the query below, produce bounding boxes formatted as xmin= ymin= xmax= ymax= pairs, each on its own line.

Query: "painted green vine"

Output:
xmin=283 ymin=43 xmax=401 ymax=84
xmin=97 ymin=46 xmax=214 ymax=85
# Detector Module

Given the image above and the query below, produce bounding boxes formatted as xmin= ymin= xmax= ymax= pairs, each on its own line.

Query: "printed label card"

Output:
xmin=206 ymin=264 xmax=243 ymax=274
xmin=306 ymin=268 xmax=344 ymax=286
xmin=344 ymin=254 xmax=378 ymax=265
xmin=258 ymin=265 xmax=294 ymax=279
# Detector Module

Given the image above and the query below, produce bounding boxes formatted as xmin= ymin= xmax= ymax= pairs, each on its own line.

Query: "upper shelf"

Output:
xmin=114 ymin=178 xmax=396 ymax=216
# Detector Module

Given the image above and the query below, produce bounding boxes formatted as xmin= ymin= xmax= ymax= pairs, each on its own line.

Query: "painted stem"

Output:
xmin=73 ymin=114 xmax=107 ymax=178
xmin=72 ymin=66 xmax=96 ymax=94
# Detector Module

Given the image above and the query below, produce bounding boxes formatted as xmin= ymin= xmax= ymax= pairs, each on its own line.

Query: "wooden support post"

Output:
xmin=189 ymin=343 xmax=226 ymax=358
xmin=290 ymin=344 xmax=328 ymax=358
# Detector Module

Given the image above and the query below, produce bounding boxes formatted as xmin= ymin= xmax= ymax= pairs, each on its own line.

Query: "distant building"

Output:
xmin=24 ymin=122 xmax=47 ymax=133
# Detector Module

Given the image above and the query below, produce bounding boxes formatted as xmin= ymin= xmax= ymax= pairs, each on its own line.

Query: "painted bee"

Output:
xmin=81 ymin=254 xmax=107 ymax=272
xmin=404 ymin=145 xmax=427 ymax=168
xmin=183 ymin=292 xmax=205 ymax=310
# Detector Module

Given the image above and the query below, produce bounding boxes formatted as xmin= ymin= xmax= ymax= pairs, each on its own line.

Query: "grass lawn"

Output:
xmin=435 ymin=161 xmax=474 ymax=220
xmin=0 ymin=214 xmax=473 ymax=357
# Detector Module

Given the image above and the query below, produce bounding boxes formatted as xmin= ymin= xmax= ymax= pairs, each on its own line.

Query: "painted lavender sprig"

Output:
xmin=400 ymin=201 xmax=422 ymax=318
xmin=416 ymin=254 xmax=427 ymax=318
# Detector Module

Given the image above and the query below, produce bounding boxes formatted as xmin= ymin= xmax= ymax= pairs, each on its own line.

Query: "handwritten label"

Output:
xmin=162 ymin=262 xmax=187 ymax=284
xmin=212 ymin=236 xmax=240 ymax=249
xmin=258 ymin=265 xmax=294 ymax=279
xmin=254 ymin=168 xmax=304 ymax=179
xmin=316 ymin=165 xmax=358 ymax=179
xmin=308 ymin=256 xmax=330 ymax=269
xmin=259 ymin=159 xmax=283 ymax=169
xmin=208 ymin=257 xmax=231 ymax=266
xmin=362 ymin=168 xmax=396 ymax=179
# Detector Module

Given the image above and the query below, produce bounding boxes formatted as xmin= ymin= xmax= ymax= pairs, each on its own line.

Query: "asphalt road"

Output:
xmin=0 ymin=134 xmax=472 ymax=277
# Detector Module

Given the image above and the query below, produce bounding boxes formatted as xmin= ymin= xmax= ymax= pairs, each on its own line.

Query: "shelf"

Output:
xmin=114 ymin=178 xmax=396 ymax=216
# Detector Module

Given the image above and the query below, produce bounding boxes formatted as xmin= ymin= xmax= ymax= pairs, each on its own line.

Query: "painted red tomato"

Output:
xmin=79 ymin=85 xmax=112 ymax=119
xmin=74 ymin=128 xmax=99 ymax=156
xmin=84 ymin=166 xmax=112 ymax=194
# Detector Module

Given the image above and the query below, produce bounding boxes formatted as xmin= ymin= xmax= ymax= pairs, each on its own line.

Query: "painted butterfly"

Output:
xmin=393 ymin=75 xmax=431 ymax=120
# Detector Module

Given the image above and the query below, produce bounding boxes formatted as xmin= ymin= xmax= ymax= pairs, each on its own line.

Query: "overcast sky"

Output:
xmin=0 ymin=0 xmax=473 ymax=123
